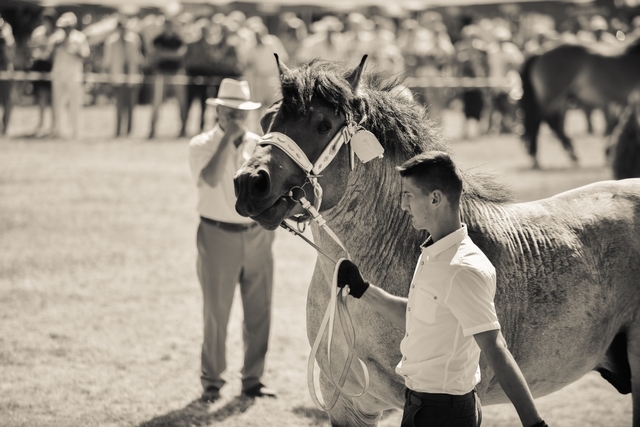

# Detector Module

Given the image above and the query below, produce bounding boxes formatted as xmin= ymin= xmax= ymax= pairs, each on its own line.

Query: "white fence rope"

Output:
xmin=0 ymin=71 xmax=517 ymax=89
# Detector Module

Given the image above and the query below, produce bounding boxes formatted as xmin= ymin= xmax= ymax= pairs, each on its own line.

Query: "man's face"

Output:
xmin=400 ymin=176 xmax=436 ymax=231
xmin=217 ymin=105 xmax=249 ymax=129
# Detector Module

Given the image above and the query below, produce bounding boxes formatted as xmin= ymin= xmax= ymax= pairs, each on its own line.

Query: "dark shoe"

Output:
xmin=242 ymin=383 xmax=276 ymax=398
xmin=200 ymin=387 xmax=220 ymax=403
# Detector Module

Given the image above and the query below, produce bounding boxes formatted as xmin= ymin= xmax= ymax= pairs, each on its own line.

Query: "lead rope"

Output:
xmin=280 ymin=192 xmax=370 ymax=412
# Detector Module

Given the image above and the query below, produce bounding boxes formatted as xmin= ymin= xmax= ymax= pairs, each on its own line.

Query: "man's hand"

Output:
xmin=224 ymin=119 xmax=245 ymax=142
xmin=337 ymin=259 xmax=370 ymax=298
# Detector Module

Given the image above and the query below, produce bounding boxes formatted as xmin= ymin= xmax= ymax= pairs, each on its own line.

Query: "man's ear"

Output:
xmin=431 ymin=190 xmax=442 ymax=206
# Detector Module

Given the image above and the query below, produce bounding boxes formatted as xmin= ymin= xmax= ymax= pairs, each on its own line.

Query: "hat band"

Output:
xmin=217 ymin=96 xmax=251 ymax=102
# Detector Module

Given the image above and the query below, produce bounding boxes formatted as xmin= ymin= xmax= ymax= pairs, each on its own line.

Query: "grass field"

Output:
xmin=0 ymin=104 xmax=632 ymax=426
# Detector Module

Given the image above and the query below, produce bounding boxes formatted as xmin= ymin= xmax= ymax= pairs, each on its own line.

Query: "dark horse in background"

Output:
xmin=608 ymin=92 xmax=640 ymax=179
xmin=520 ymin=36 xmax=640 ymax=169
xmin=235 ymin=56 xmax=640 ymax=426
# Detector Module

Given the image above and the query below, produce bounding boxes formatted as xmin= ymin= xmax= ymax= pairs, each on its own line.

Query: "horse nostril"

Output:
xmin=250 ymin=169 xmax=271 ymax=198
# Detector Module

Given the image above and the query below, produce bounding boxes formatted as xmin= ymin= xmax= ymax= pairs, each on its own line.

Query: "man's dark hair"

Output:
xmin=396 ymin=151 xmax=463 ymax=205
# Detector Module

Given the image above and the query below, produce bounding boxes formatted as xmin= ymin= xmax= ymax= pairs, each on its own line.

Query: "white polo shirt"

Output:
xmin=189 ymin=125 xmax=260 ymax=224
xmin=396 ymin=224 xmax=500 ymax=395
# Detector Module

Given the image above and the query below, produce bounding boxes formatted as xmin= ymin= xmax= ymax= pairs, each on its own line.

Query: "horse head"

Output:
xmin=234 ymin=56 xmax=370 ymax=230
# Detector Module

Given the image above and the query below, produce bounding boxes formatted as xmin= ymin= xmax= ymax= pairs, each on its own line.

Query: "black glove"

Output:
xmin=337 ymin=259 xmax=370 ymax=298
xmin=530 ymin=421 xmax=548 ymax=427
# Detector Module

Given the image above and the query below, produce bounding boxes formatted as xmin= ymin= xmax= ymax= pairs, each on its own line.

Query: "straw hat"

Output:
xmin=206 ymin=79 xmax=261 ymax=110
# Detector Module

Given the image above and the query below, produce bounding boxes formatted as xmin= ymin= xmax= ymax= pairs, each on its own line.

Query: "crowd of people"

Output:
xmin=0 ymin=6 xmax=638 ymax=138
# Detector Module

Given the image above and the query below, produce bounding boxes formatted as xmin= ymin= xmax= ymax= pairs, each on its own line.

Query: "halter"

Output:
xmin=258 ymin=119 xmax=359 ymax=214
xmin=258 ymin=118 xmax=373 ymax=411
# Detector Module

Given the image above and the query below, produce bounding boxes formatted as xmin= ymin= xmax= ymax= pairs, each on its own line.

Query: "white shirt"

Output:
xmin=396 ymin=224 xmax=500 ymax=395
xmin=189 ymin=125 xmax=260 ymax=223
xmin=51 ymin=29 xmax=90 ymax=76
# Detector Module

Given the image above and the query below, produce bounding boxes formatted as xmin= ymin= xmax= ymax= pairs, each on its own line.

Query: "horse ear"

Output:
xmin=346 ymin=55 xmax=368 ymax=91
xmin=274 ymin=53 xmax=289 ymax=78
xmin=260 ymin=100 xmax=281 ymax=133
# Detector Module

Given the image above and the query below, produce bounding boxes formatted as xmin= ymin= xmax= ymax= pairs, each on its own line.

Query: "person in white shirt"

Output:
xmin=188 ymin=79 xmax=276 ymax=403
xmin=337 ymin=151 xmax=547 ymax=427
xmin=50 ymin=12 xmax=90 ymax=139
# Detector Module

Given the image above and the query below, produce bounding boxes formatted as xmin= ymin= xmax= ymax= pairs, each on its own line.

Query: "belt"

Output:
xmin=406 ymin=388 xmax=475 ymax=405
xmin=200 ymin=216 xmax=259 ymax=232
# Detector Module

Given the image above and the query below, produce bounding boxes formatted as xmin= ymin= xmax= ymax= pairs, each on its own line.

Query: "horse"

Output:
xmin=520 ymin=36 xmax=640 ymax=169
xmin=609 ymin=93 xmax=640 ymax=180
xmin=234 ymin=56 xmax=640 ymax=426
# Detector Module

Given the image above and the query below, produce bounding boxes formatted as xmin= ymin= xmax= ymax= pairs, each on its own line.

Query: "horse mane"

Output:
xmin=278 ymin=59 xmax=513 ymax=204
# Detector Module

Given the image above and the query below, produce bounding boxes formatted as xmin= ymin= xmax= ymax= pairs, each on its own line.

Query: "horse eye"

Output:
xmin=317 ymin=121 xmax=332 ymax=134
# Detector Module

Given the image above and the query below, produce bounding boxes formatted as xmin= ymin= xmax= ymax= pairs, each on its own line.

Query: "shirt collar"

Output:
xmin=421 ymin=224 xmax=468 ymax=258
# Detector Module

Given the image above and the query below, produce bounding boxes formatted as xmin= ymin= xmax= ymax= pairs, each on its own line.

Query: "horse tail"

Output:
xmin=519 ymin=55 xmax=542 ymax=157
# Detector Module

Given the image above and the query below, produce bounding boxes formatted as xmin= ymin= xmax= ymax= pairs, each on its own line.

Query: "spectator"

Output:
xmin=188 ymin=78 xmax=276 ymax=403
xmin=184 ymin=19 xmax=217 ymax=136
xmin=244 ymin=17 xmax=288 ymax=126
xmin=148 ymin=16 xmax=187 ymax=139
xmin=102 ymin=15 xmax=144 ymax=137
xmin=28 ymin=8 xmax=57 ymax=136
xmin=589 ymin=15 xmax=619 ymax=45
xmin=0 ymin=14 xmax=15 ymax=136
xmin=296 ymin=15 xmax=347 ymax=63
xmin=455 ymin=24 xmax=488 ymax=139
xmin=277 ymin=15 xmax=307 ymax=63
xmin=486 ymin=26 xmax=524 ymax=134
xmin=50 ymin=12 xmax=90 ymax=139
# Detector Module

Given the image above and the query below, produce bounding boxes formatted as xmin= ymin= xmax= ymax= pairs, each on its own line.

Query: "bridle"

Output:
xmin=257 ymin=117 xmax=376 ymax=411
xmin=258 ymin=117 xmax=361 ymax=217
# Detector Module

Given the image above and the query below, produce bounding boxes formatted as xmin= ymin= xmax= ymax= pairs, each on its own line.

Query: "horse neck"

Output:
xmin=311 ymin=156 xmax=425 ymax=295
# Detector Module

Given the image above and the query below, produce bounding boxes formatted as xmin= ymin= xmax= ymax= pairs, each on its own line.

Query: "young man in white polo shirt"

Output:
xmin=337 ymin=151 xmax=547 ymax=427
xmin=189 ymin=79 xmax=276 ymax=402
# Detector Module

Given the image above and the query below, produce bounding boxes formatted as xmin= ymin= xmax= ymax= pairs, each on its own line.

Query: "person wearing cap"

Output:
xmin=188 ymin=78 xmax=276 ymax=403
xmin=50 ymin=11 xmax=90 ymax=139
xmin=102 ymin=15 xmax=144 ymax=137
xmin=28 ymin=9 xmax=57 ymax=136
xmin=336 ymin=151 xmax=547 ymax=427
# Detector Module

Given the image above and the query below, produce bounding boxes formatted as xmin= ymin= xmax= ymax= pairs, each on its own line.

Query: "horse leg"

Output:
xmin=626 ymin=329 xmax=640 ymax=426
xmin=546 ymin=109 xmax=578 ymax=164
xmin=604 ymin=102 xmax=621 ymax=136
xmin=319 ymin=371 xmax=383 ymax=427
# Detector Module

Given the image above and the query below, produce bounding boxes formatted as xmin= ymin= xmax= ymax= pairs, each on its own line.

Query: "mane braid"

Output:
xmin=279 ymin=59 xmax=513 ymax=205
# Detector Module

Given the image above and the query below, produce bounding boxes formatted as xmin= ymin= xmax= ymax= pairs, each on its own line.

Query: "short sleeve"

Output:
xmin=446 ymin=267 xmax=500 ymax=337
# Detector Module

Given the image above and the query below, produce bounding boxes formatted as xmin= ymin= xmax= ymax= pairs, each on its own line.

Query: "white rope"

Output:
xmin=282 ymin=210 xmax=370 ymax=412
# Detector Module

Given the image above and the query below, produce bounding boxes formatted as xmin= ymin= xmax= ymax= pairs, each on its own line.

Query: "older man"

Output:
xmin=189 ymin=79 xmax=276 ymax=402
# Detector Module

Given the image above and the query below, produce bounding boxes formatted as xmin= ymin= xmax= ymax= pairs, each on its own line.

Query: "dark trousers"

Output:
xmin=0 ymin=80 xmax=12 ymax=135
xmin=114 ymin=84 xmax=139 ymax=137
xmin=401 ymin=389 xmax=481 ymax=427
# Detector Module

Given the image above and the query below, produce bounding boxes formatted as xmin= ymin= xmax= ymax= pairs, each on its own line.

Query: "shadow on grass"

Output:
xmin=292 ymin=405 xmax=330 ymax=424
xmin=139 ymin=396 xmax=255 ymax=427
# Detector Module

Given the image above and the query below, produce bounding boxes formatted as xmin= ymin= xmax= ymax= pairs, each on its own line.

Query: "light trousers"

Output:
xmin=197 ymin=220 xmax=275 ymax=391
xmin=52 ymin=74 xmax=83 ymax=138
